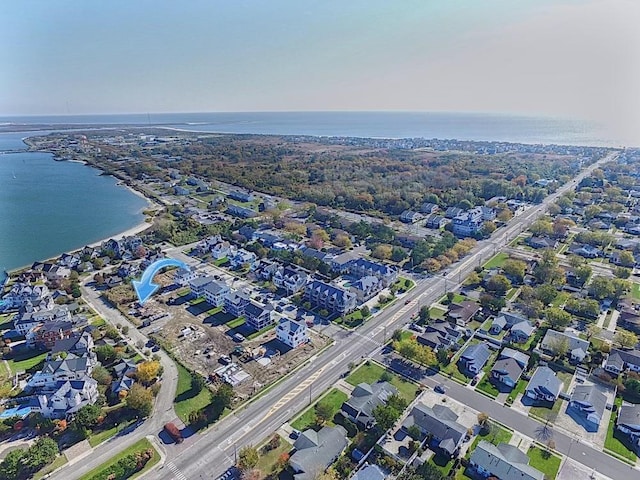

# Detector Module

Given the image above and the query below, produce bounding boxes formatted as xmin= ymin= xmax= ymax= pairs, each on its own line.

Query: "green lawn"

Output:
xmin=247 ymin=323 xmax=276 ymax=340
xmin=468 ymin=423 xmax=513 ymax=455
xmin=33 ymin=454 xmax=68 ymax=480
xmin=90 ymin=316 xmax=106 ymax=327
xmin=255 ymin=436 xmax=291 ymax=475
xmin=429 ymin=306 xmax=448 ymax=320
xmin=291 ymin=388 xmax=348 ymax=431
xmin=174 ymin=363 xmax=213 ymax=423
xmin=476 ymin=377 xmax=499 ymax=399
xmin=225 ymin=317 xmax=246 ymax=328
xmin=505 ymin=288 xmax=520 ymax=301
xmin=484 ymin=252 xmax=509 ymax=269
xmin=7 ymin=351 xmax=48 ymax=374
xmin=506 ymin=379 xmax=527 ymax=404
xmin=632 ymin=283 xmax=640 ymax=300
xmin=442 ymin=361 xmax=471 ymax=384
xmin=78 ymin=438 xmax=160 ymax=480
xmin=88 ymin=419 xmax=136 ymax=447
xmin=346 ymin=362 xmax=419 ymax=403
xmin=527 ymin=447 xmax=561 ymax=479
xmin=604 ymin=397 xmax=638 ymax=461
xmin=529 ymin=398 xmax=563 ymax=423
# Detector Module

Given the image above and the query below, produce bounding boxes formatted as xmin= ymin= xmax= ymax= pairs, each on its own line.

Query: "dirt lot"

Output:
xmin=144 ymin=281 xmax=331 ymax=400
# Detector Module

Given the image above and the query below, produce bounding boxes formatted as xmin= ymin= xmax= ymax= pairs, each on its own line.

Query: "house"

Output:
xmin=498 ymin=347 xmax=529 ymax=368
xmin=273 ymin=267 xmax=309 ymax=295
xmin=525 ymin=366 xmax=562 ymax=402
xmin=351 ymin=464 xmax=386 ymax=480
xmin=420 ymin=203 xmax=439 ymax=214
xmin=188 ymin=276 xmax=215 ymax=298
xmin=330 ymin=251 xmax=360 ymax=273
xmin=400 ymin=210 xmax=423 ymax=224
xmin=526 ymin=236 xmax=558 ymax=250
xmin=445 ymin=207 xmax=464 ymax=219
xmin=228 ymin=190 xmax=255 ymax=203
xmin=509 ymin=321 xmax=536 ymax=343
xmin=491 ymin=358 xmax=524 ymax=389
xmin=604 ymin=349 xmax=640 ymax=376
xmin=425 ymin=214 xmax=447 ymax=229
xmin=289 ymin=425 xmax=348 ymax=480
xmin=470 ymin=441 xmax=544 ymax=480
xmin=569 ymin=384 xmax=607 ymax=428
xmin=540 ymin=330 xmax=590 ymax=363
xmin=458 ymin=342 xmax=491 ymax=375
xmin=452 ymin=209 xmax=484 ymax=237
xmin=112 ymin=376 xmax=135 ymax=396
xmin=616 ymin=403 xmax=640 ymax=452
xmin=349 ymin=276 xmax=383 ymax=302
xmin=49 ymin=332 xmax=94 ymax=361
xmin=227 ymin=204 xmax=257 ymax=218
xmin=276 ymin=318 xmax=309 ymax=348
xmin=210 ymin=241 xmax=232 ymax=260
xmin=202 ymin=281 xmax=230 ymax=308
xmin=28 ymin=355 xmax=94 ymax=388
xmin=229 ymin=249 xmax=258 ymax=270
xmin=402 ymin=403 xmax=466 ymax=457
xmin=174 ymin=185 xmax=190 ymax=196
xmin=31 ymin=320 xmax=74 ymax=349
xmin=32 ymin=378 xmax=99 ymax=419
xmin=244 ymin=302 xmax=274 ymax=330
xmin=488 ymin=312 xmax=527 ymax=335
xmin=447 ymin=301 xmax=480 ymax=326
xmin=570 ymin=243 xmax=602 ymax=259
xmin=305 ymin=281 xmax=357 ymax=315
xmin=113 ymin=359 xmax=138 ymax=379
xmin=480 ymin=206 xmax=497 ymax=221
xmin=224 ymin=291 xmax=250 ymax=318
xmin=174 ymin=267 xmax=197 ymax=286
xmin=416 ymin=321 xmax=463 ymax=351
xmin=340 ymin=382 xmax=398 ymax=429
xmin=349 ymin=258 xmax=398 ymax=287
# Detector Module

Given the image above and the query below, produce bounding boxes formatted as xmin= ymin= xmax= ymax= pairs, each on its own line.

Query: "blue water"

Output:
xmin=0 ymin=111 xmax=633 ymax=147
xmin=0 ymin=141 xmax=148 ymax=278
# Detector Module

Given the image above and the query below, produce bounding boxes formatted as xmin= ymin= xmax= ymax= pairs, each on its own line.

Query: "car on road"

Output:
xmin=404 ymin=299 xmax=411 ymax=305
xmin=434 ymin=384 xmax=446 ymax=394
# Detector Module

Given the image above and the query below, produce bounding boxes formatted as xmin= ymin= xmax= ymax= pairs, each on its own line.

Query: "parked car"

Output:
xmin=434 ymin=384 xmax=446 ymax=394
xmin=164 ymin=422 xmax=183 ymax=443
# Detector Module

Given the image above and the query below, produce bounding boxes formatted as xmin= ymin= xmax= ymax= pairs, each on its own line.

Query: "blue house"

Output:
xmin=458 ymin=342 xmax=491 ymax=375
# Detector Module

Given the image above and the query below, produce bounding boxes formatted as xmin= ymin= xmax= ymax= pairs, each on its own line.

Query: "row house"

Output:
xmin=203 ymin=281 xmax=231 ymax=308
xmin=15 ymin=306 xmax=71 ymax=335
xmin=272 ymin=266 xmax=309 ymax=295
xmin=349 ymin=275 xmax=383 ymax=302
xmin=348 ymin=258 xmax=398 ymax=287
xmin=188 ymin=276 xmax=217 ymax=298
xmin=244 ymin=302 xmax=275 ymax=330
xmin=174 ymin=267 xmax=198 ymax=286
xmin=224 ymin=291 xmax=250 ymax=318
xmin=28 ymin=354 xmax=95 ymax=389
xmin=305 ymin=280 xmax=357 ymax=315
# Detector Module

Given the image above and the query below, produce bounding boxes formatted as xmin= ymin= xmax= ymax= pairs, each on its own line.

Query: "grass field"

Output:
xmin=174 ymin=363 xmax=212 ymax=423
xmin=88 ymin=419 xmax=136 ymax=447
xmin=506 ymin=379 xmax=527 ymax=404
xmin=33 ymin=454 xmax=68 ymax=480
xmin=291 ymin=388 xmax=348 ymax=431
xmin=225 ymin=317 xmax=245 ymax=328
xmin=467 ymin=423 xmax=513 ymax=455
xmin=346 ymin=361 xmax=419 ymax=403
xmin=527 ymin=447 xmax=561 ymax=479
xmin=255 ymin=436 xmax=291 ymax=476
xmin=632 ymin=283 xmax=640 ymax=300
xmin=476 ymin=377 xmax=499 ymax=398
xmin=7 ymin=351 xmax=48 ymax=374
xmin=484 ymin=252 xmax=509 ymax=269
xmin=78 ymin=438 xmax=160 ymax=480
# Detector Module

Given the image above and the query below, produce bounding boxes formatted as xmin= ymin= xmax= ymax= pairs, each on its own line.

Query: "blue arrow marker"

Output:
xmin=133 ymin=258 xmax=187 ymax=305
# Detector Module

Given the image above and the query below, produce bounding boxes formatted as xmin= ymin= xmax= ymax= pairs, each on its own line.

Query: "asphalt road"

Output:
xmin=144 ymin=152 xmax=619 ymax=480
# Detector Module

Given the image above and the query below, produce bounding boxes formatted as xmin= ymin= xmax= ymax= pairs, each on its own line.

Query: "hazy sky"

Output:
xmin=1 ymin=0 xmax=638 ymax=134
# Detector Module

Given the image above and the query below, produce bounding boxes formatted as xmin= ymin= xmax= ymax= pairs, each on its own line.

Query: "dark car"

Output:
xmin=434 ymin=384 xmax=446 ymax=394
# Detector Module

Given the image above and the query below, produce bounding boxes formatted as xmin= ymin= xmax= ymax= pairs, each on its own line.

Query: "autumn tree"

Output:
xmin=485 ymin=274 xmax=511 ymax=296
xmin=615 ymin=329 xmax=639 ymax=349
xmin=237 ymin=445 xmax=259 ymax=471
xmin=125 ymin=383 xmax=154 ymax=417
xmin=135 ymin=360 xmax=161 ymax=385
xmin=502 ymin=259 xmax=526 ymax=284
xmin=545 ymin=307 xmax=571 ymax=329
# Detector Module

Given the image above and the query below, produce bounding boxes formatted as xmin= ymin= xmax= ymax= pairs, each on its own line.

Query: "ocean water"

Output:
xmin=0 ymin=147 xmax=148 ymax=278
xmin=0 ymin=111 xmax=632 ymax=147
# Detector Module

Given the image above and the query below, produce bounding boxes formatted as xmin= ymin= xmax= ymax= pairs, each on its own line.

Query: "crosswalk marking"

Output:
xmin=167 ymin=461 xmax=188 ymax=480
xmin=262 ymin=365 xmax=327 ymax=419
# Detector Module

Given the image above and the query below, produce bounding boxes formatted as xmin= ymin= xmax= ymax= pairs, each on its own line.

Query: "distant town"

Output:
xmin=1 ymin=129 xmax=640 ymax=480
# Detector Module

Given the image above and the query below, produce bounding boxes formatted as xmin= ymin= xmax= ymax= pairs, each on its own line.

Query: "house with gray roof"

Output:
xmin=509 ymin=321 xmax=536 ymax=344
xmin=616 ymin=403 xmax=640 ymax=452
xmin=605 ymin=349 xmax=640 ymax=376
xmin=416 ymin=321 xmax=462 ymax=351
xmin=569 ymin=384 xmax=607 ymax=429
xmin=351 ymin=464 xmax=386 ymax=480
xmin=499 ymin=347 xmax=529 ymax=368
xmin=541 ymin=330 xmax=590 ymax=363
xmin=470 ymin=441 xmax=544 ymax=480
xmin=305 ymin=280 xmax=357 ymax=315
xmin=349 ymin=275 xmax=383 ymax=302
xmin=289 ymin=425 xmax=348 ymax=480
xmin=447 ymin=301 xmax=481 ymax=326
xmin=340 ymin=382 xmax=397 ymax=429
xmin=525 ymin=366 xmax=562 ymax=402
xmin=402 ymin=403 xmax=466 ymax=457
xmin=458 ymin=342 xmax=491 ymax=375
xmin=491 ymin=358 xmax=524 ymax=389
xmin=489 ymin=312 xmax=528 ymax=335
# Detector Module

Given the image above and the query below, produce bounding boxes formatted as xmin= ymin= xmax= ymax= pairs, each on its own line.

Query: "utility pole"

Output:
xmin=309 ymin=383 xmax=312 ymax=405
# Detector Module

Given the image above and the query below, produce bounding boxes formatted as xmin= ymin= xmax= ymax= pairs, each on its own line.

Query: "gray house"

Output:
xmin=470 ymin=441 xmax=544 ymax=480
xmin=509 ymin=321 xmax=535 ymax=343
xmin=499 ymin=347 xmax=529 ymax=368
xmin=289 ymin=425 xmax=348 ymax=480
xmin=540 ymin=330 xmax=590 ymax=363
xmin=491 ymin=358 xmax=524 ymax=389
xmin=525 ymin=366 xmax=562 ymax=402
xmin=616 ymin=403 xmax=640 ymax=453
xmin=568 ymin=384 xmax=607 ymax=428
xmin=605 ymin=349 xmax=640 ymax=376
xmin=402 ymin=403 xmax=466 ymax=457
xmin=340 ymin=382 xmax=397 ymax=429
xmin=458 ymin=343 xmax=491 ymax=375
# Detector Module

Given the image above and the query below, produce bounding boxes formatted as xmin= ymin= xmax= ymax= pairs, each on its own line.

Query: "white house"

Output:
xmin=174 ymin=267 xmax=197 ymax=286
xmin=276 ymin=318 xmax=309 ymax=348
xmin=188 ymin=276 xmax=215 ymax=298
xmin=272 ymin=266 xmax=309 ymax=295
xmin=202 ymin=281 xmax=230 ymax=308
xmin=32 ymin=378 xmax=99 ymax=419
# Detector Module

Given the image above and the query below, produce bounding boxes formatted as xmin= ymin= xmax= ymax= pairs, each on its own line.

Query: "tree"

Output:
xmin=617 ymin=250 xmax=636 ymax=268
xmin=0 ymin=449 xmax=25 ymax=480
xmin=95 ymin=344 xmax=118 ymax=364
xmin=241 ymin=469 xmax=262 ymax=480
xmin=415 ymin=461 xmax=447 ymax=480
xmin=574 ymin=265 xmax=592 ymax=286
xmin=535 ymin=284 xmax=558 ymax=306
xmin=552 ymin=218 xmax=574 ymax=238
xmin=135 ymin=360 xmax=161 ymax=385
xmin=419 ymin=305 xmax=431 ymax=323
xmin=502 ymin=259 xmax=526 ymax=284
xmin=372 ymin=244 xmax=393 ymax=260
xmin=477 ymin=412 xmax=490 ymax=433
xmin=391 ymin=246 xmax=408 ymax=262
xmin=92 ymin=365 xmax=113 ymax=386
xmin=545 ymin=307 xmax=572 ymax=329
xmin=530 ymin=219 xmax=553 ymax=236
xmin=237 ymin=445 xmax=259 ymax=471
xmin=360 ymin=305 xmax=370 ymax=318
xmin=615 ymin=329 xmax=639 ymax=349
xmin=534 ymin=422 xmax=554 ymax=444
xmin=533 ymin=250 xmax=564 ymax=285
xmin=614 ymin=266 xmax=631 ymax=279
xmin=436 ymin=348 xmax=450 ymax=365
xmin=586 ymin=324 xmax=602 ymax=340
xmin=23 ymin=437 xmax=59 ymax=471
xmin=485 ymin=274 xmax=511 ymax=296
xmin=372 ymin=404 xmax=398 ymax=431
xmin=589 ymin=276 xmax=614 ymax=301
xmin=479 ymin=293 xmax=506 ymax=312
xmin=463 ymin=271 xmax=481 ymax=286
xmin=547 ymin=337 xmax=570 ymax=358
xmin=191 ymin=373 xmax=206 ymax=394
xmin=315 ymin=402 xmax=334 ymax=425
xmin=333 ymin=234 xmax=352 ymax=249
xmin=125 ymin=384 xmax=154 ymax=417
xmin=74 ymin=404 xmax=102 ymax=430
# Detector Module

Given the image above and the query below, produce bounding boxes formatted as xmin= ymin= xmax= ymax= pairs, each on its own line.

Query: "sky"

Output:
xmin=1 ymin=0 xmax=638 ymax=137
